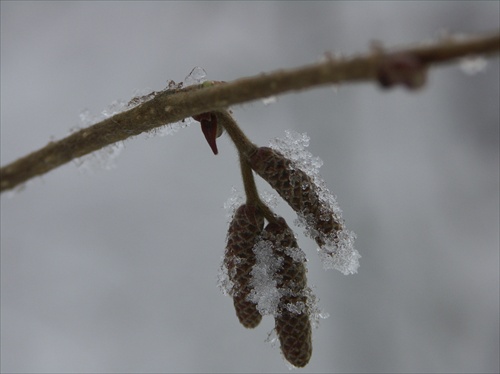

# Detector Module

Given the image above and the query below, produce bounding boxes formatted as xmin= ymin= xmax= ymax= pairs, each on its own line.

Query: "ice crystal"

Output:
xmin=248 ymin=239 xmax=283 ymax=316
xmin=262 ymin=96 xmax=278 ymax=106
xmin=78 ymin=108 xmax=95 ymax=127
xmin=143 ymin=67 xmax=206 ymax=138
xmin=224 ymin=187 xmax=244 ymax=221
xmin=184 ymin=66 xmax=207 ymax=86
xmin=74 ymin=142 xmax=124 ymax=173
xmin=127 ymin=87 xmax=157 ymax=109
xmin=459 ymin=56 xmax=488 ymax=75
xmin=101 ymin=99 xmax=128 ymax=118
xmin=217 ymin=256 xmax=233 ymax=296
xmin=73 ymin=105 xmax=127 ymax=172
xmin=260 ymin=190 xmax=279 ymax=209
xmin=269 ymin=130 xmax=360 ymax=275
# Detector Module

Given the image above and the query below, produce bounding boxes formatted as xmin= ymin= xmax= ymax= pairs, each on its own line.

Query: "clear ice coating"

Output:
xmin=269 ymin=130 xmax=360 ymax=275
xmin=184 ymin=66 xmax=207 ymax=86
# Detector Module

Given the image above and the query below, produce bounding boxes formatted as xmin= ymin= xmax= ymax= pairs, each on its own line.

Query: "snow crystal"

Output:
xmin=126 ymin=87 xmax=157 ymax=109
xmin=223 ymin=187 xmax=244 ymax=221
xmin=260 ymin=190 xmax=279 ymax=209
xmin=262 ymin=96 xmax=278 ymax=106
xmin=217 ymin=256 xmax=234 ymax=296
xmin=184 ymin=66 xmax=207 ymax=86
xmin=74 ymin=142 xmax=124 ymax=173
xmin=459 ymin=56 xmax=488 ymax=75
xmin=317 ymin=230 xmax=360 ymax=274
xmin=5 ymin=182 xmax=27 ymax=198
xmin=78 ymin=108 xmax=95 ymax=127
xmin=284 ymin=246 xmax=307 ymax=263
xmin=269 ymin=131 xmax=323 ymax=178
xmin=269 ymin=130 xmax=360 ymax=275
xmin=142 ymin=67 xmax=206 ymax=139
xmin=144 ymin=120 xmax=192 ymax=138
xmin=101 ymin=99 xmax=128 ymax=118
xmin=248 ymin=239 xmax=284 ymax=316
xmin=301 ymin=286 xmax=329 ymax=329
xmin=73 ymin=105 xmax=127 ymax=172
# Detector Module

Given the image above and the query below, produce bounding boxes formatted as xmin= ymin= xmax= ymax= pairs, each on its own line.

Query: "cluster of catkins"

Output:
xmin=222 ymin=145 xmax=359 ymax=368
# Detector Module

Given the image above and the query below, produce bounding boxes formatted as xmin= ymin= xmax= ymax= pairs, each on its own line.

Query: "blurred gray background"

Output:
xmin=1 ymin=1 xmax=499 ymax=373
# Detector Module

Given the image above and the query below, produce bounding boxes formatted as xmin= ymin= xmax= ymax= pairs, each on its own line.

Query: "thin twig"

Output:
xmin=1 ymin=31 xmax=499 ymax=193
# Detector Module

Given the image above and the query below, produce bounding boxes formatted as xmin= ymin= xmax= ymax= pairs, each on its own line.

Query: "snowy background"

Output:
xmin=1 ymin=2 xmax=499 ymax=373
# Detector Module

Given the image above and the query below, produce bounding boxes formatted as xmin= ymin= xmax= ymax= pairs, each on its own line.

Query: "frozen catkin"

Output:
xmin=263 ymin=218 xmax=312 ymax=368
xmin=249 ymin=147 xmax=341 ymax=247
xmin=224 ymin=204 xmax=264 ymax=328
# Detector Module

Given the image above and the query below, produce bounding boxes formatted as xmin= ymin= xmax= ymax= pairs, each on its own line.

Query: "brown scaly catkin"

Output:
xmin=262 ymin=218 xmax=312 ymax=368
xmin=249 ymin=146 xmax=342 ymax=247
xmin=224 ymin=204 xmax=264 ymax=328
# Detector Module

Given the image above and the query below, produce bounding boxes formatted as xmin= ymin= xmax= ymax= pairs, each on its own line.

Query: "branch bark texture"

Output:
xmin=1 ymin=32 xmax=499 ymax=193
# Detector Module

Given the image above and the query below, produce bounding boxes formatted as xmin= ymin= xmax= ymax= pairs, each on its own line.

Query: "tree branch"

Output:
xmin=1 ymin=31 xmax=499 ymax=193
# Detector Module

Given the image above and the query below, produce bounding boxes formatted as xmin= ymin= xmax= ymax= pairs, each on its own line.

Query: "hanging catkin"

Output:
xmin=224 ymin=204 xmax=264 ymax=328
xmin=249 ymin=147 xmax=343 ymax=247
xmin=262 ymin=218 xmax=312 ymax=368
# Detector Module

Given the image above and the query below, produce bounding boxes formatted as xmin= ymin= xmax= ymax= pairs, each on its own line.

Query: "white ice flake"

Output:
xmin=143 ymin=67 xmax=206 ymax=139
xmin=217 ymin=255 xmax=234 ymax=296
xmin=317 ymin=230 xmax=360 ymax=274
xmin=260 ymin=190 xmax=280 ymax=209
xmin=74 ymin=142 xmax=124 ymax=173
xmin=101 ymin=99 xmax=128 ymax=118
xmin=73 ymin=104 xmax=127 ymax=172
xmin=301 ymin=286 xmax=328 ymax=329
xmin=459 ymin=56 xmax=488 ymax=75
xmin=248 ymin=239 xmax=283 ymax=316
xmin=262 ymin=96 xmax=278 ymax=105
xmin=223 ymin=187 xmax=244 ymax=221
xmin=78 ymin=108 xmax=95 ymax=127
xmin=284 ymin=246 xmax=307 ymax=263
xmin=269 ymin=130 xmax=361 ymax=275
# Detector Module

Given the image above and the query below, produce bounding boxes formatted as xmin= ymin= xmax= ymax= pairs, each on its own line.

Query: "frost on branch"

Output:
xmin=249 ymin=131 xmax=360 ymax=275
xmin=73 ymin=105 xmax=127 ymax=172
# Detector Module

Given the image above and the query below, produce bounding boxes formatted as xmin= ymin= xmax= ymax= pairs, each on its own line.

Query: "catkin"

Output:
xmin=225 ymin=204 xmax=264 ymax=328
xmin=249 ymin=147 xmax=342 ymax=247
xmin=262 ymin=219 xmax=312 ymax=368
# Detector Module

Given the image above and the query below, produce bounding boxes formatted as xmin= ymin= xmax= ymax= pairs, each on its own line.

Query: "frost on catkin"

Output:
xmin=249 ymin=146 xmax=360 ymax=275
xmin=262 ymin=219 xmax=312 ymax=368
xmin=224 ymin=204 xmax=264 ymax=328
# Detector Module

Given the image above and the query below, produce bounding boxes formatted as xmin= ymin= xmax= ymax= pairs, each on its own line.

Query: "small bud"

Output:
xmin=377 ymin=53 xmax=427 ymax=90
xmin=192 ymin=112 xmax=224 ymax=155
xmin=225 ymin=204 xmax=264 ymax=328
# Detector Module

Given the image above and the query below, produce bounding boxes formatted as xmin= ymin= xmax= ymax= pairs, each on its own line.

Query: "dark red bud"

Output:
xmin=377 ymin=53 xmax=427 ymax=90
xmin=193 ymin=112 xmax=219 ymax=155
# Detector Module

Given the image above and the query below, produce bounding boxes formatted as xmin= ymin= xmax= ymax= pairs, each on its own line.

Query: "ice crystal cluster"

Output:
xmin=73 ymin=104 xmax=127 ymax=171
xmin=73 ymin=67 xmax=209 ymax=170
xmin=220 ymin=207 xmax=317 ymax=367
xmin=218 ymin=130 xmax=359 ymax=367
xmin=266 ymin=130 xmax=360 ymax=275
